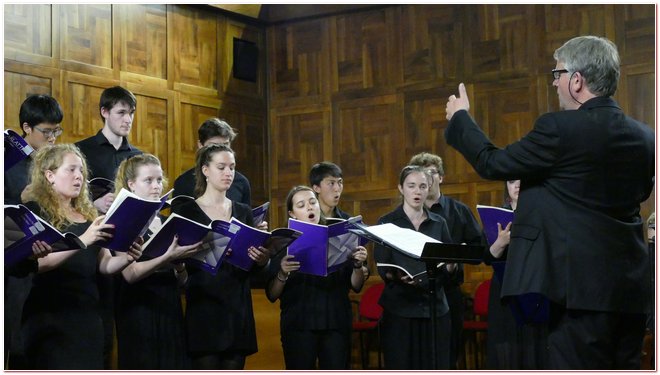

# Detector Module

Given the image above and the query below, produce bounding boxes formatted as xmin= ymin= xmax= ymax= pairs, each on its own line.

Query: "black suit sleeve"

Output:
xmin=445 ymin=110 xmax=560 ymax=181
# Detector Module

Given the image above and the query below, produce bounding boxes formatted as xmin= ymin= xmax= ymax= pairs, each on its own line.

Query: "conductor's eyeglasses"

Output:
xmin=551 ymin=69 xmax=569 ymax=80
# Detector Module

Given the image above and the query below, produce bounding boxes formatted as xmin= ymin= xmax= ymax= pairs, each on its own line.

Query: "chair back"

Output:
xmin=473 ymin=279 xmax=491 ymax=317
xmin=359 ymin=282 xmax=385 ymax=321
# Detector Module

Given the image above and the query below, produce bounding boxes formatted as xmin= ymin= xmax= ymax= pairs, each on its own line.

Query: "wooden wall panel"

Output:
xmin=333 ymin=94 xmax=404 ymax=192
xmin=268 ymin=19 xmax=331 ymax=107
xmin=400 ymin=5 xmax=464 ymax=84
xmin=116 ymin=4 xmax=167 ymax=80
xmin=4 ymin=4 xmax=53 ymax=63
xmin=218 ymin=101 xmax=268 ymax=204
xmin=170 ymin=5 xmax=218 ymax=94
xmin=59 ymin=4 xmax=113 ymax=70
xmin=333 ymin=7 xmax=402 ymax=91
xmin=3 ymin=71 xmax=53 ymax=132
xmin=175 ymin=94 xmax=222 ymax=177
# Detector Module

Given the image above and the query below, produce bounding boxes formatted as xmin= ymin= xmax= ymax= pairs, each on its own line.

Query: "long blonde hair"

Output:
xmin=28 ymin=144 xmax=97 ymax=230
xmin=114 ymin=153 xmax=168 ymax=196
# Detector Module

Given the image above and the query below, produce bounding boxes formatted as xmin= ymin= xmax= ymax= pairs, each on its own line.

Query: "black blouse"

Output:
xmin=268 ymin=249 xmax=355 ymax=332
xmin=22 ymin=201 xmax=101 ymax=311
xmin=374 ymin=204 xmax=452 ymax=319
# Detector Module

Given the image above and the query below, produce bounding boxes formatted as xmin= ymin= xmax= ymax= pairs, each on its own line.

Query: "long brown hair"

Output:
xmin=28 ymin=144 xmax=97 ymax=230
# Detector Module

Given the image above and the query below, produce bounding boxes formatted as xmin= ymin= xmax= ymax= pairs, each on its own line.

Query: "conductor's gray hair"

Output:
xmin=553 ymin=35 xmax=620 ymax=97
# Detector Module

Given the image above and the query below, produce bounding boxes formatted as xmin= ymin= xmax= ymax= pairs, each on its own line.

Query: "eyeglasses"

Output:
xmin=33 ymin=126 xmax=63 ymax=138
xmin=426 ymin=169 xmax=439 ymax=176
xmin=551 ymin=69 xmax=569 ymax=80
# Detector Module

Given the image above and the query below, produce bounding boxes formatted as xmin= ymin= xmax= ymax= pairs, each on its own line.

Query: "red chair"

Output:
xmin=352 ymin=282 xmax=385 ymax=369
xmin=462 ymin=279 xmax=491 ymax=369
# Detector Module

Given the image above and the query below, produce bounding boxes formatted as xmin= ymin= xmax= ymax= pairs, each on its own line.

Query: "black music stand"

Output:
xmin=420 ymin=242 xmax=484 ymax=369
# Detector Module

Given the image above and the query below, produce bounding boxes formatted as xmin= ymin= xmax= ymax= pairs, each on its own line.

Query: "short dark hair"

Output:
xmin=309 ymin=161 xmax=342 ymax=187
xmin=19 ymin=94 xmax=64 ymax=136
xmin=198 ymin=118 xmax=237 ymax=145
xmin=99 ymin=86 xmax=137 ymax=121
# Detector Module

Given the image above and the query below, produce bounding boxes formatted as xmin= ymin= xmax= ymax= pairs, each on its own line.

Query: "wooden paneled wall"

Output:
xmin=266 ymin=4 xmax=656 ymax=293
xmin=4 ymin=4 xmax=268 ymax=204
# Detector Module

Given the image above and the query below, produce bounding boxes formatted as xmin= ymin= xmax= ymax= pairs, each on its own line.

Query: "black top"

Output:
xmin=172 ymin=199 xmax=258 ymax=354
xmin=268 ymin=251 xmax=355 ymax=332
xmin=5 ymin=155 xmax=32 ymax=205
xmin=22 ymin=201 xmax=102 ymax=309
xmin=374 ymin=204 xmax=452 ymax=318
xmin=75 ymin=130 xmax=142 ymax=180
xmin=172 ymin=167 xmax=252 ymax=206
xmin=329 ymin=206 xmax=351 ymax=220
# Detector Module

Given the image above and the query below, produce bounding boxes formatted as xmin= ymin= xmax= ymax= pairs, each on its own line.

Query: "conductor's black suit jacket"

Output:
xmin=445 ymin=96 xmax=654 ymax=314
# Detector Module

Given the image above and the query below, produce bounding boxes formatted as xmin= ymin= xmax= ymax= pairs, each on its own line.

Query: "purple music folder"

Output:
xmin=287 ymin=216 xmax=364 ymax=277
xmin=4 ymin=204 xmax=85 ymax=267
xmin=4 ymin=129 xmax=33 ymax=171
xmin=287 ymin=219 xmax=329 ymax=276
xmin=476 ymin=205 xmax=514 ymax=246
xmin=223 ymin=218 xmax=270 ymax=271
xmin=96 ymin=189 xmax=168 ymax=252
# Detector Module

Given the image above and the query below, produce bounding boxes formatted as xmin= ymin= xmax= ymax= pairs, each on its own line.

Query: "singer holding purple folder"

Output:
xmin=265 ymin=185 xmax=368 ymax=369
xmin=20 ymin=144 xmax=143 ymax=369
xmin=113 ymin=154 xmax=202 ymax=369
xmin=172 ymin=143 xmax=269 ymax=370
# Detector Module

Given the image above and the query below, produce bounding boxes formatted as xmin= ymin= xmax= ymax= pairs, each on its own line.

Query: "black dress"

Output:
xmin=268 ymin=250 xmax=355 ymax=369
xmin=114 ymin=215 xmax=189 ymax=369
xmin=374 ymin=205 xmax=453 ymax=370
xmin=20 ymin=202 xmax=104 ymax=369
xmin=172 ymin=200 xmax=258 ymax=358
xmin=484 ymin=204 xmax=548 ymax=370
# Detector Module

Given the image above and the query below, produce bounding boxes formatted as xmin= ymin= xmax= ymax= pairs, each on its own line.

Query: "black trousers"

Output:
xmin=547 ymin=304 xmax=646 ymax=369
xmin=281 ymin=328 xmax=350 ymax=370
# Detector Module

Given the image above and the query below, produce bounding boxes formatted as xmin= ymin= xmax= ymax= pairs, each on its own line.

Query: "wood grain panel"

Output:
xmin=269 ymin=19 xmax=331 ymax=106
xmin=3 ymin=71 xmax=53 ymax=132
xmin=170 ymin=5 xmax=218 ymax=92
xmin=4 ymin=5 xmax=53 ymax=61
xmin=333 ymin=7 xmax=402 ymax=91
xmin=59 ymin=4 xmax=113 ymax=68
xmin=400 ymin=5 xmax=464 ymax=83
xmin=116 ymin=4 xmax=167 ymax=79
xmin=218 ymin=101 xmax=267 ymax=205
xmin=269 ymin=108 xmax=332 ymax=193
xmin=333 ymin=93 xmax=405 ymax=192
xmin=130 ymin=94 xmax=169 ymax=173
xmin=175 ymin=94 xmax=222 ymax=177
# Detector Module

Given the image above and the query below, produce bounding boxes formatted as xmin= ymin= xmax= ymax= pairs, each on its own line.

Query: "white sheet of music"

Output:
xmin=360 ymin=223 xmax=441 ymax=258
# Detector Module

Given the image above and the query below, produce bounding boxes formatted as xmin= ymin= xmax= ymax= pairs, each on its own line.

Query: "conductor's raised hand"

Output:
xmin=79 ymin=215 xmax=114 ymax=246
xmin=445 ymin=83 xmax=470 ymax=121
